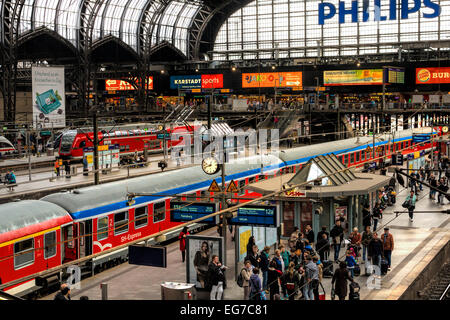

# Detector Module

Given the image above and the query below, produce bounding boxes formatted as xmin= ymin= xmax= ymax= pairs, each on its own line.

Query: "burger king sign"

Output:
xmin=416 ymin=67 xmax=450 ymax=84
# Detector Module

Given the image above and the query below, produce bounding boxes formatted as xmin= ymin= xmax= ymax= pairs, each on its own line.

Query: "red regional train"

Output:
xmin=58 ymin=124 xmax=201 ymax=161
xmin=0 ymin=127 xmax=444 ymax=298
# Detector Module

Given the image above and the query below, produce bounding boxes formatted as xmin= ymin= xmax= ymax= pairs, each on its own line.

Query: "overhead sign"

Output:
xmin=170 ymin=74 xmax=223 ymax=90
xmin=242 ymin=72 xmax=302 ymax=88
xmin=226 ymin=180 xmax=239 ymax=193
xmin=170 ymin=202 xmax=218 ymax=224
xmin=32 ymin=66 xmax=66 ymax=129
xmin=385 ymin=67 xmax=405 ymax=84
xmin=230 ymin=205 xmax=278 ymax=227
xmin=416 ymin=68 xmax=450 ymax=84
xmin=128 ymin=245 xmax=167 ymax=268
xmin=208 ymin=179 xmax=222 ymax=193
xmin=412 ymin=134 xmax=431 ymax=144
xmin=105 ymin=77 xmax=153 ymax=91
xmin=319 ymin=1 xmax=441 ymax=25
xmin=324 ymin=70 xmax=383 ymax=86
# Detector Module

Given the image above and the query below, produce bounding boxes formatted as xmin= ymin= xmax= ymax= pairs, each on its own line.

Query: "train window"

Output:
xmin=355 ymin=151 xmax=360 ymax=162
xmin=126 ymin=145 xmax=130 ymax=151
xmin=249 ymin=177 xmax=256 ymax=184
xmin=135 ymin=206 xmax=148 ymax=229
xmin=350 ymin=153 xmax=354 ymax=164
xmin=114 ymin=211 xmax=129 ymax=235
xmin=153 ymin=201 xmax=166 ymax=223
xmin=44 ymin=231 xmax=57 ymax=259
xmin=259 ymin=175 xmax=265 ymax=181
xmin=239 ymin=180 xmax=246 ymax=195
xmin=97 ymin=217 xmax=109 ymax=241
xmin=361 ymin=152 xmax=365 ymax=161
xmin=14 ymin=238 xmax=34 ymax=269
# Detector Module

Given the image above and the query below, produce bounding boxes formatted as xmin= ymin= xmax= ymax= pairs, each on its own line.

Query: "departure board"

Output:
xmin=170 ymin=202 xmax=218 ymax=224
xmin=385 ymin=68 xmax=405 ymax=84
xmin=230 ymin=205 xmax=278 ymax=227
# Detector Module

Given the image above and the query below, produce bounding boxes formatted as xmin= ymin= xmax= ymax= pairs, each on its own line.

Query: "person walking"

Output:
xmin=281 ymin=262 xmax=301 ymax=301
xmin=362 ymin=203 xmax=372 ymax=229
xmin=305 ymin=225 xmax=315 ymax=247
xmin=260 ymin=246 xmax=270 ymax=291
xmin=438 ymin=177 xmax=448 ymax=205
xmin=372 ymin=202 xmax=382 ymax=231
xmin=241 ymin=260 xmax=252 ymax=300
xmin=304 ymin=255 xmax=319 ymax=300
xmin=368 ymin=232 xmax=383 ymax=272
xmin=316 ymin=233 xmax=330 ymax=262
xmin=267 ymin=260 xmax=282 ymax=300
xmin=429 ymin=173 xmax=438 ymax=200
xmin=361 ymin=226 xmax=373 ymax=262
xmin=208 ymin=255 xmax=227 ymax=300
xmin=344 ymin=250 xmax=357 ymax=278
xmin=54 ymin=158 xmax=61 ymax=177
xmin=330 ymin=220 xmax=344 ymax=263
xmin=349 ymin=227 xmax=362 ymax=258
xmin=331 ymin=262 xmax=354 ymax=301
xmin=381 ymin=227 xmax=394 ymax=271
xmin=313 ymin=256 xmax=323 ymax=300
xmin=178 ymin=227 xmax=189 ymax=263
xmin=249 ymin=268 xmax=263 ymax=301
xmin=405 ymin=190 xmax=417 ymax=222
xmin=64 ymin=160 xmax=71 ymax=178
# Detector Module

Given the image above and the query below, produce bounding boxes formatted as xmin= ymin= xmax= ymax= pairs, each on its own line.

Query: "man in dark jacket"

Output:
xmin=316 ymin=233 xmax=331 ymax=262
xmin=54 ymin=283 xmax=71 ymax=301
xmin=368 ymin=232 xmax=384 ymax=271
xmin=208 ymin=255 xmax=227 ymax=300
xmin=259 ymin=246 xmax=270 ymax=291
xmin=330 ymin=220 xmax=344 ymax=263
xmin=305 ymin=225 xmax=315 ymax=247
xmin=316 ymin=226 xmax=329 ymax=243
xmin=429 ymin=174 xmax=438 ymax=200
xmin=362 ymin=203 xmax=372 ymax=228
xmin=331 ymin=262 xmax=354 ymax=300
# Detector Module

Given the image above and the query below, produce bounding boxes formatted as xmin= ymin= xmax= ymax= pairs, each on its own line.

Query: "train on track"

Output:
xmin=0 ymin=136 xmax=16 ymax=155
xmin=0 ymin=127 xmax=442 ymax=298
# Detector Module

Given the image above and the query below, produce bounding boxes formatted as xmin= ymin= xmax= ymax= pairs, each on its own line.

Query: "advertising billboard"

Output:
xmin=32 ymin=66 xmax=66 ymax=129
xmin=324 ymin=69 xmax=383 ymax=86
xmin=170 ymin=74 xmax=223 ymax=90
xmin=242 ymin=72 xmax=302 ymax=88
xmin=416 ymin=67 xmax=450 ymax=84
xmin=105 ymin=77 xmax=153 ymax=91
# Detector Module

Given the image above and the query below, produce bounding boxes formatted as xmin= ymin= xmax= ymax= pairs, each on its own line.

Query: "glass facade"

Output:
xmin=8 ymin=0 xmax=203 ymax=55
xmin=213 ymin=0 xmax=450 ymax=61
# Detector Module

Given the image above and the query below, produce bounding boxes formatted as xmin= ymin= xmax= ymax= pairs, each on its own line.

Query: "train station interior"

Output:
xmin=0 ymin=0 xmax=450 ymax=307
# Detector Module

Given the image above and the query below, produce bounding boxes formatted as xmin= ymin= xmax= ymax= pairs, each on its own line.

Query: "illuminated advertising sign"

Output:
xmin=170 ymin=74 xmax=223 ymax=90
xmin=416 ymin=68 xmax=450 ymax=84
xmin=319 ymin=0 xmax=441 ymax=25
xmin=242 ymin=72 xmax=302 ymax=88
xmin=105 ymin=77 xmax=153 ymax=91
xmin=324 ymin=69 xmax=383 ymax=86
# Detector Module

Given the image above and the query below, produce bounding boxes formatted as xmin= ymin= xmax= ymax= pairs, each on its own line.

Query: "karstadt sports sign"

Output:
xmin=170 ymin=74 xmax=223 ymax=90
xmin=416 ymin=68 xmax=450 ymax=84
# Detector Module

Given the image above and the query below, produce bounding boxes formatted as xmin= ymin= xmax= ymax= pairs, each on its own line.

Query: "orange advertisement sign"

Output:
xmin=106 ymin=77 xmax=154 ymax=91
xmin=416 ymin=68 xmax=450 ymax=84
xmin=242 ymin=72 xmax=302 ymax=88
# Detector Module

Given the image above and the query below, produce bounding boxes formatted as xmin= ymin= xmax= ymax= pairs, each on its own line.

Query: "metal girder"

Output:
xmin=188 ymin=5 xmax=213 ymax=60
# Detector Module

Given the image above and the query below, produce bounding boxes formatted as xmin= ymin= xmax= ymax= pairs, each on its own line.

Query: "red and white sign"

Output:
xmin=201 ymin=74 xmax=224 ymax=89
xmin=416 ymin=68 xmax=450 ymax=84
xmin=106 ymin=77 xmax=154 ymax=91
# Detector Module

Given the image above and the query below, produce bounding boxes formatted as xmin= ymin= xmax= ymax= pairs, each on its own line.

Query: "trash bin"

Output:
xmin=47 ymin=148 xmax=54 ymax=156
xmin=161 ymin=282 xmax=196 ymax=300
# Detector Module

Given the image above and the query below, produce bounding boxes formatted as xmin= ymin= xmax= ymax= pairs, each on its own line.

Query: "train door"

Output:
xmin=78 ymin=220 xmax=93 ymax=258
xmin=61 ymin=225 xmax=76 ymax=263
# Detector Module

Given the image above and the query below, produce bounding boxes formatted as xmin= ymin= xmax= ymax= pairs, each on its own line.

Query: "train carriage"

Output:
xmin=0 ymin=201 xmax=73 ymax=297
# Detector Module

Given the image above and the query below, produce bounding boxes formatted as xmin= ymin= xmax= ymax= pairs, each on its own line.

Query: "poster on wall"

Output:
xmin=324 ymin=69 xmax=383 ymax=86
xmin=242 ymin=72 xmax=302 ymax=88
xmin=334 ymin=206 xmax=347 ymax=223
xmin=32 ymin=66 xmax=65 ymax=129
xmin=186 ymin=235 xmax=223 ymax=290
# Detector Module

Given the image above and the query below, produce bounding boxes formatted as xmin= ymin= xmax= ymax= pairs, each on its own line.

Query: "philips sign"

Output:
xmin=319 ymin=0 xmax=441 ymax=25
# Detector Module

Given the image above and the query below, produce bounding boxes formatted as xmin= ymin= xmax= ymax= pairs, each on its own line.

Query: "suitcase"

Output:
xmin=354 ymin=264 xmax=361 ymax=277
xmin=323 ymin=260 xmax=334 ymax=278
xmin=349 ymin=292 xmax=360 ymax=300
xmin=349 ymin=281 xmax=360 ymax=301
xmin=381 ymin=259 xmax=388 ymax=275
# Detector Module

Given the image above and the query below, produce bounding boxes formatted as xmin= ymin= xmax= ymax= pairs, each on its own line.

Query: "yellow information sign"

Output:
xmin=226 ymin=180 xmax=239 ymax=193
xmin=208 ymin=179 xmax=222 ymax=193
xmin=240 ymin=229 xmax=252 ymax=257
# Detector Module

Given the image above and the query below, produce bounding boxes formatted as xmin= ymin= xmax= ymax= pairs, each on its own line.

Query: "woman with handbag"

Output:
xmin=404 ymin=190 xmax=417 ymax=222
xmin=281 ymin=262 xmax=301 ymax=300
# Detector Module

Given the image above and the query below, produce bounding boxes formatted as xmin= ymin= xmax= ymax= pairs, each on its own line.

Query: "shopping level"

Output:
xmin=39 ymin=180 xmax=450 ymax=300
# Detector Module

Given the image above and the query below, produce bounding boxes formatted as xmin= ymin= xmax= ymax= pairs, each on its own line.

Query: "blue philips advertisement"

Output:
xmin=170 ymin=202 xmax=218 ymax=224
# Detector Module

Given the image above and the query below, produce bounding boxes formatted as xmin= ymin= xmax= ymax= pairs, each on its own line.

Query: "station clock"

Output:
xmin=202 ymin=157 xmax=220 ymax=175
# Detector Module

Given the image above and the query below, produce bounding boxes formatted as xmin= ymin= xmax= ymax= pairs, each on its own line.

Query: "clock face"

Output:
xmin=202 ymin=157 xmax=219 ymax=175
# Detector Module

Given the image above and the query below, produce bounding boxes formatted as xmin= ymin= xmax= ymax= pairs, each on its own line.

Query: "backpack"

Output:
xmin=237 ymin=268 xmax=246 ymax=287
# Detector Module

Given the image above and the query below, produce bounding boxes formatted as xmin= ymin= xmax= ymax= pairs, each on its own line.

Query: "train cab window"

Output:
xmin=97 ymin=217 xmax=109 ymax=241
xmin=14 ymin=238 xmax=34 ymax=269
xmin=135 ymin=206 xmax=148 ymax=229
xmin=79 ymin=141 xmax=86 ymax=149
xmin=154 ymin=201 xmax=166 ymax=223
xmin=44 ymin=231 xmax=57 ymax=259
xmin=114 ymin=211 xmax=129 ymax=235
xmin=355 ymin=151 xmax=360 ymax=163
xmin=350 ymin=153 xmax=354 ymax=164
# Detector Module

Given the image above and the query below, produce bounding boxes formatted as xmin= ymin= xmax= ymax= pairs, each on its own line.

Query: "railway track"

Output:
xmin=427 ymin=263 xmax=450 ymax=300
